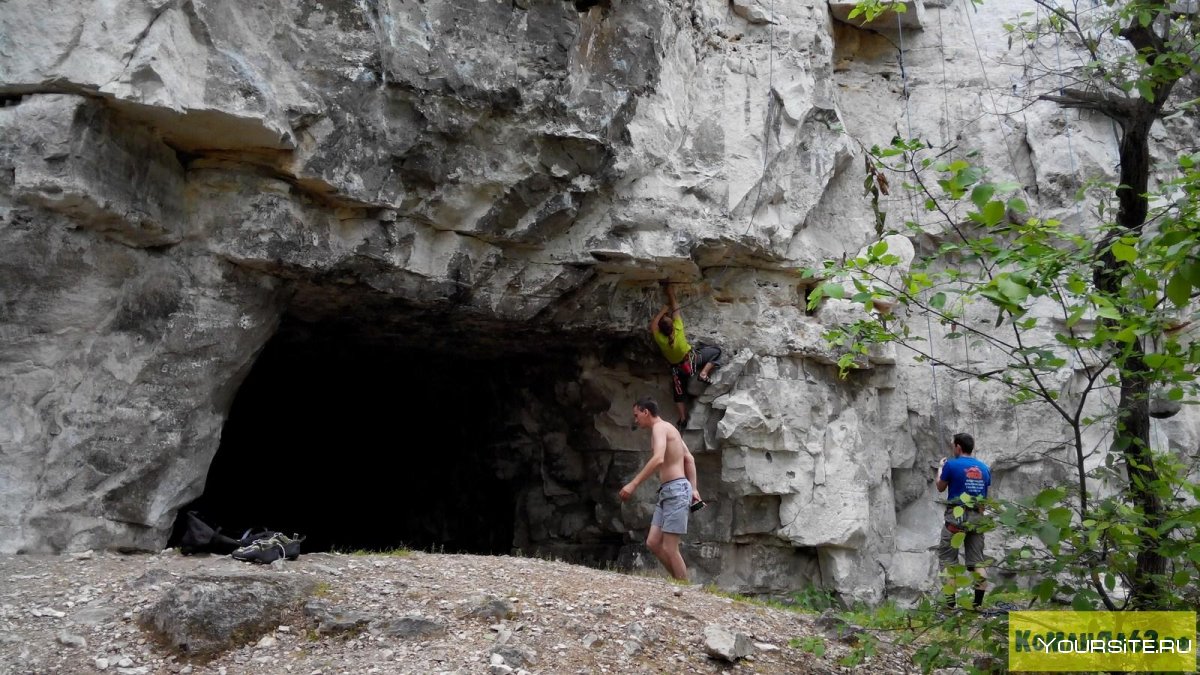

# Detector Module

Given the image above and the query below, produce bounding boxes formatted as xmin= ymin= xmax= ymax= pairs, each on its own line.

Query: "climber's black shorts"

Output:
xmin=668 ymin=344 xmax=722 ymax=402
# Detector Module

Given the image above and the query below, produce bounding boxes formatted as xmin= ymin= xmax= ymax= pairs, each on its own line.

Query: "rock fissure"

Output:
xmin=119 ymin=1 xmax=176 ymax=73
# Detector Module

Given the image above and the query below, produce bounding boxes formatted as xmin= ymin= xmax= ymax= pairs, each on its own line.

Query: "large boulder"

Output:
xmin=138 ymin=572 xmax=318 ymax=658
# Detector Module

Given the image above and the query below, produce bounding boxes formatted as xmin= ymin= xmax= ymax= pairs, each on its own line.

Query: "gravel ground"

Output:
xmin=0 ymin=549 xmax=919 ymax=674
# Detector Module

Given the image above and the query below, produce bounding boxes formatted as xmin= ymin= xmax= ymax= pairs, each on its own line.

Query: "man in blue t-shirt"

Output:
xmin=936 ymin=432 xmax=992 ymax=608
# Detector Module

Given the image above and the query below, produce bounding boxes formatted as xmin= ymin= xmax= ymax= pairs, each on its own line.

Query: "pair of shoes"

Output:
xmin=232 ymin=533 xmax=304 ymax=564
xmin=677 ymin=416 xmax=689 ymax=430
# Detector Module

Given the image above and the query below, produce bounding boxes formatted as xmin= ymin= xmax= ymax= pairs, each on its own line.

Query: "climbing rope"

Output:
xmin=961 ymin=0 xmax=1034 ymax=202
xmin=937 ymin=6 xmax=952 ymax=148
xmin=896 ymin=6 xmax=914 ymax=140
xmin=1050 ymin=1 xmax=1083 ymax=217
xmin=890 ymin=8 xmax=953 ymax=442
xmin=902 ymin=0 xmax=1052 ymax=439
xmin=939 ymin=4 xmax=973 ymax=408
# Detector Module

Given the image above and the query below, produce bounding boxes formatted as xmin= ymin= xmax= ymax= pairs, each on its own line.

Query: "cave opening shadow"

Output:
xmin=184 ymin=328 xmax=529 ymax=554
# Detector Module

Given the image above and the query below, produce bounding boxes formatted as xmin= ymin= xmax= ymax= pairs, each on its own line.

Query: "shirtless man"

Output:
xmin=620 ymin=397 xmax=702 ymax=580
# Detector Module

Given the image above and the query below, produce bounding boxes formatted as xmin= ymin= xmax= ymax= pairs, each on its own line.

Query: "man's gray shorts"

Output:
xmin=938 ymin=506 xmax=985 ymax=568
xmin=651 ymin=478 xmax=691 ymax=535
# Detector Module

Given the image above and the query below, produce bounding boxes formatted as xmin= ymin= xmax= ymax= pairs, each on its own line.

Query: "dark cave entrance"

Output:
xmin=183 ymin=312 xmax=640 ymax=560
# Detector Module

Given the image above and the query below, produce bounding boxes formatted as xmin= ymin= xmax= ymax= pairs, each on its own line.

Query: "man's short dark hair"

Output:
xmin=657 ymin=316 xmax=673 ymax=336
xmin=635 ymin=397 xmax=660 ymax=417
xmin=954 ymin=432 xmax=975 ymax=454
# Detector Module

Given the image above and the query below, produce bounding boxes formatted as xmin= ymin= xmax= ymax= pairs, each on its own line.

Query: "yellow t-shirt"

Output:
xmin=653 ymin=316 xmax=691 ymax=364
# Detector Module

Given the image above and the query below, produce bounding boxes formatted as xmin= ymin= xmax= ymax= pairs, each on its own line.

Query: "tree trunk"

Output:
xmin=1115 ymin=353 xmax=1167 ymax=608
xmin=1097 ymin=104 xmax=1168 ymax=609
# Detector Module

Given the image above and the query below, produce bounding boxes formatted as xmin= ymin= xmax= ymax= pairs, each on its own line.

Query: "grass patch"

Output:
xmin=700 ymin=585 xmax=839 ymax=614
xmin=789 ymin=635 xmax=826 ymax=658
xmin=702 ymin=584 xmax=757 ymax=603
xmin=790 ymin=585 xmax=840 ymax=612
xmin=335 ymin=547 xmax=412 ymax=557
xmin=819 ymin=591 xmax=1025 ymax=672
xmin=841 ymin=598 xmax=913 ymax=630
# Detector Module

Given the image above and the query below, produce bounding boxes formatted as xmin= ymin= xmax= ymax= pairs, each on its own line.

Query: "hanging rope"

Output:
xmin=961 ymin=0 xmax=1034 ymax=201
xmin=896 ymin=7 xmax=914 ymax=140
xmin=903 ymin=0 xmax=1045 ymax=437
xmin=934 ymin=51 xmax=978 ymax=451
xmin=1051 ymin=1 xmax=1083 ymax=217
xmin=937 ymin=6 xmax=952 ymax=148
xmin=890 ymin=8 xmax=951 ymax=442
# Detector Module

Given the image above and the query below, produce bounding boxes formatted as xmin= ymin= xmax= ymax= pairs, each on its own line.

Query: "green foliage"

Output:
xmin=819 ymin=134 xmax=1200 ymax=614
xmin=838 ymin=632 xmax=879 ymax=667
xmin=845 ymin=0 xmax=989 ymax=24
xmin=818 ymin=0 xmax=1200 ymax=669
xmin=813 ymin=134 xmax=1200 ymax=400
xmin=848 ymin=0 xmax=904 ymax=23
xmin=841 ymin=598 xmax=913 ymax=631
xmin=845 ymin=596 xmax=1003 ymax=672
xmin=789 ymin=635 xmax=826 ymax=658
xmin=829 ymin=135 xmax=1200 ymax=534
xmin=994 ymin=449 xmax=1200 ymax=610
xmin=790 ymin=585 xmax=841 ymax=612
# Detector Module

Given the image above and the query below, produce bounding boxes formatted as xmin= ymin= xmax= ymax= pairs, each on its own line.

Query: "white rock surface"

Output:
xmin=0 ymin=0 xmax=1196 ymax=604
xmin=703 ymin=624 xmax=754 ymax=662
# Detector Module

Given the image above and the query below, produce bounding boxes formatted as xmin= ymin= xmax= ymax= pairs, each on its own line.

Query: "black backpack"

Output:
xmin=179 ymin=511 xmax=241 ymax=554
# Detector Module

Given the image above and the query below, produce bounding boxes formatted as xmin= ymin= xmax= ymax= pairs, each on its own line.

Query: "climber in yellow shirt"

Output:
xmin=649 ymin=283 xmax=722 ymax=429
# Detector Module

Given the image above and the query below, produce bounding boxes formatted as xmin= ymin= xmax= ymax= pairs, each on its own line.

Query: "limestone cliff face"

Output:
xmin=2 ymin=0 xmax=1195 ymax=601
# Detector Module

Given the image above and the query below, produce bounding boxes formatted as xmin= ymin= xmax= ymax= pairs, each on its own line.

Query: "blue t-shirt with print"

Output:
xmin=940 ymin=456 xmax=991 ymax=504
